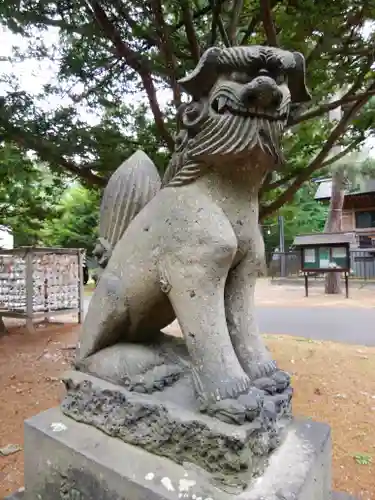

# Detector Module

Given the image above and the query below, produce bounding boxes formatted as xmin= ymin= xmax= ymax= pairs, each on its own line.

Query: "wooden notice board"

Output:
xmin=301 ymin=245 xmax=349 ymax=272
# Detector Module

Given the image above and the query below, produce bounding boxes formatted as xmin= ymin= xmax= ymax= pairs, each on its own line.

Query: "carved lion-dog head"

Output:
xmin=165 ymin=46 xmax=311 ymax=186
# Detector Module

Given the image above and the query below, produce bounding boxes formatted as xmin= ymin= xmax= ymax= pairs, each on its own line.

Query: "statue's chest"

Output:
xmin=231 ymin=216 xmax=257 ymax=254
xmin=219 ymin=199 xmax=260 ymax=254
xmin=195 ymin=174 xmax=261 ymax=254
xmin=227 ymin=207 xmax=265 ymax=270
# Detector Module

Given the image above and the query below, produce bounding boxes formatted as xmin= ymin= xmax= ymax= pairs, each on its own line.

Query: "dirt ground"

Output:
xmin=1 ymin=281 xmax=375 ymax=498
xmin=256 ymin=278 xmax=375 ymax=308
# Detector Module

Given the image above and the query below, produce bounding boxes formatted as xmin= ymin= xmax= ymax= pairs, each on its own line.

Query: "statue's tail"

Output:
xmin=93 ymin=150 xmax=161 ymax=269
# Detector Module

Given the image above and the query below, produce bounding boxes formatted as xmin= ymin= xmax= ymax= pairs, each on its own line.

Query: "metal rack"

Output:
xmin=0 ymin=247 xmax=84 ymax=334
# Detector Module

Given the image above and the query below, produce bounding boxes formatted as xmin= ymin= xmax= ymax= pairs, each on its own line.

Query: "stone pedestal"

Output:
xmin=22 ymin=407 xmax=332 ymax=500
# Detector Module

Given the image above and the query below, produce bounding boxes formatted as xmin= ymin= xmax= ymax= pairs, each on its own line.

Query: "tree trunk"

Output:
xmin=324 ymin=169 xmax=345 ymax=294
xmin=0 ymin=316 xmax=6 ymax=336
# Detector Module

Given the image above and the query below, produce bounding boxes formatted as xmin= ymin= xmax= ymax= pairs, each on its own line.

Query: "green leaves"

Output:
xmin=0 ymin=143 xmax=66 ymax=246
xmin=262 ymin=182 xmax=328 ymax=253
xmin=353 ymin=453 xmax=372 ymax=466
xmin=0 ymin=143 xmax=101 ymax=251
xmin=40 ymin=184 xmax=100 ymax=253
xmin=0 ymin=0 xmax=374 ymax=216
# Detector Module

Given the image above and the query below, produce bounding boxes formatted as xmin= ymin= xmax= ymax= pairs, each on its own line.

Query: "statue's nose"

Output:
xmin=240 ymin=76 xmax=282 ymax=109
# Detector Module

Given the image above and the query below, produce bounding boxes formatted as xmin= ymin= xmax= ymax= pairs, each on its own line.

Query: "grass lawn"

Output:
xmin=0 ymin=326 xmax=374 ymax=499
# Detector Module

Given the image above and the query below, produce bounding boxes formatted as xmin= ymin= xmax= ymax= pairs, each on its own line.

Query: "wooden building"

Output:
xmin=314 ymin=178 xmax=375 ymax=249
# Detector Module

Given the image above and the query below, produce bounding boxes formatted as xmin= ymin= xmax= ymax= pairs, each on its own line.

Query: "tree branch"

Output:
xmin=2 ymin=123 xmax=106 ymax=187
xmin=85 ymin=1 xmax=148 ymax=71
xmin=240 ymin=15 xmax=259 ymax=44
xmin=228 ymin=0 xmax=244 ymax=45
xmin=70 ymin=58 xmax=123 ymax=104
xmin=15 ymin=13 xmax=95 ymax=36
xmin=261 ymin=86 xmax=374 ymax=219
xmin=241 ymin=0 xmax=280 ymax=44
xmin=209 ymin=0 xmax=222 ymax=45
xmin=306 ymin=7 xmax=365 ymax=66
xmin=264 ymin=170 xmax=301 ymax=191
xmin=327 ymin=46 xmax=375 ymax=57
xmin=306 ymin=35 xmax=334 ymax=67
xmin=111 ymin=0 xmax=190 ymax=60
xmin=260 ymin=0 xmax=278 ymax=46
xmin=180 ymin=0 xmax=201 ymax=63
xmin=149 ymin=0 xmax=181 ymax=108
xmin=172 ymin=0 xmax=227 ymax=33
xmin=289 ymin=89 xmax=375 ymax=126
xmin=342 ymin=56 xmax=375 ymax=98
xmin=259 ymin=171 xmax=273 ymax=197
xmin=112 ymin=1 xmax=157 ymax=48
xmin=320 ymin=137 xmax=363 ymax=168
xmin=217 ymin=15 xmax=231 ymax=47
xmin=85 ymin=0 xmax=174 ymax=150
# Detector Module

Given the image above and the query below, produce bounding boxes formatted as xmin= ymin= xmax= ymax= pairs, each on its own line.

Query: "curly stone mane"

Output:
xmin=161 ymin=44 xmax=311 ymax=188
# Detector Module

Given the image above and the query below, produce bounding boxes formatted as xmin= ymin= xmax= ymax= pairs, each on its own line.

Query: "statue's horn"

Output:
xmin=178 ymin=47 xmax=223 ymax=99
xmin=288 ymin=52 xmax=312 ymax=103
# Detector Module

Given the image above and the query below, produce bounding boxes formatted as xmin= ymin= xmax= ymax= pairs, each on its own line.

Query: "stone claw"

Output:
xmin=253 ymin=377 xmax=277 ymax=394
xmin=263 ymin=400 xmax=277 ymax=423
xmin=271 ymin=369 xmax=291 ymax=392
xmin=238 ymin=388 xmax=264 ymax=420
xmin=200 ymin=388 xmax=264 ymax=425
xmin=253 ymin=369 xmax=291 ymax=395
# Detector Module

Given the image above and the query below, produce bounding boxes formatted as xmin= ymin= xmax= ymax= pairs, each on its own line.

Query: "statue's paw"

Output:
xmin=253 ymin=370 xmax=291 ymax=395
xmin=200 ymin=388 xmax=264 ymax=425
xmin=243 ymin=359 xmax=277 ymax=380
xmin=271 ymin=369 xmax=291 ymax=392
xmin=263 ymin=400 xmax=277 ymax=424
xmin=261 ymin=359 xmax=278 ymax=377
xmin=267 ymin=387 xmax=293 ymax=414
xmin=238 ymin=388 xmax=264 ymax=420
xmin=253 ymin=377 xmax=277 ymax=395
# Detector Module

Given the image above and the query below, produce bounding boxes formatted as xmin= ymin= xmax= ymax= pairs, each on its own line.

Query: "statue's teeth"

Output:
xmin=218 ymin=97 xmax=227 ymax=111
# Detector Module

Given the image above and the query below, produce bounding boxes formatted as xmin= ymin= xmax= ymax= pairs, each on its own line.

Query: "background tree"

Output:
xmin=0 ymin=0 xmax=374 ymax=219
xmin=262 ymin=182 xmax=328 ymax=255
xmin=0 ymin=143 xmax=65 ymax=245
xmin=40 ymin=184 xmax=100 ymax=253
xmin=323 ymin=150 xmax=375 ymax=293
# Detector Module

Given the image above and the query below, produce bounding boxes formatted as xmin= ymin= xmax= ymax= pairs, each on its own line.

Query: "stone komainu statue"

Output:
xmin=72 ymin=46 xmax=311 ymax=426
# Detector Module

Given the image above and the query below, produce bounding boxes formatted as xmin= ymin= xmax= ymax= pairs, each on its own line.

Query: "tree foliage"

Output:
xmin=322 ymin=149 xmax=375 ymax=293
xmin=0 ymin=143 xmax=65 ymax=245
xmin=40 ymin=184 xmax=100 ymax=253
xmin=332 ymin=148 xmax=375 ymax=186
xmin=0 ymin=0 xmax=375 ymax=217
xmin=262 ymin=183 xmax=328 ymax=254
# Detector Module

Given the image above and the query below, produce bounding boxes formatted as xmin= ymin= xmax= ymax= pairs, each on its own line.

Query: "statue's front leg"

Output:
xmin=160 ymin=217 xmax=267 ymax=424
xmin=225 ymin=250 xmax=290 ymax=394
xmin=163 ymin=236 xmax=251 ymax=404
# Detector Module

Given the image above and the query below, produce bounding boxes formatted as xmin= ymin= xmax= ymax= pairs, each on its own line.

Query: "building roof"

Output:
xmin=293 ymin=232 xmax=356 ymax=247
xmin=314 ymin=178 xmax=375 ymax=200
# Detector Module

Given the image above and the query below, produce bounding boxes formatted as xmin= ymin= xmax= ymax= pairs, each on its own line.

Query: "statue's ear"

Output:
xmin=288 ymin=52 xmax=312 ymax=103
xmin=178 ymin=47 xmax=223 ymax=99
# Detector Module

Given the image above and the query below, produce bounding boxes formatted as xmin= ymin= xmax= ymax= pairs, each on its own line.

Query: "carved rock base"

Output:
xmin=61 ymin=371 xmax=292 ymax=486
xmin=22 ymin=406 xmax=332 ymax=500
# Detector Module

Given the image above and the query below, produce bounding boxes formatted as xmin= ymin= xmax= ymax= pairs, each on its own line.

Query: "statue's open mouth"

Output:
xmin=211 ymin=96 xmax=288 ymax=122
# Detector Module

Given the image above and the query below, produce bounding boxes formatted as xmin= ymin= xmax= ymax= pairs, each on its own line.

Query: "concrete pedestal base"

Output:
xmin=20 ymin=407 xmax=335 ymax=500
xmin=6 ymin=490 xmax=357 ymax=500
